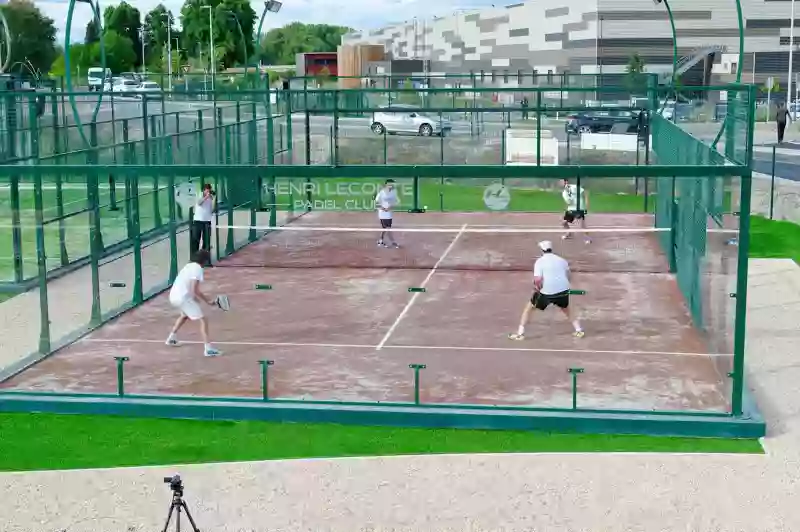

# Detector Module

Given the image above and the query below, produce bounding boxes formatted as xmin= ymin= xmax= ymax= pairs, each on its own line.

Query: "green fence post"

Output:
xmin=409 ymin=364 xmax=426 ymax=405
xmin=131 ymin=168 xmax=144 ymax=306
xmin=214 ymin=174 xmax=222 ymax=262
xmin=175 ymin=112 xmax=181 ymax=150
xmin=149 ymin=114 xmax=162 ymax=228
xmin=167 ymin=170 xmax=178 ymax=283
xmin=29 ymin=97 xmax=51 ymax=353
xmin=669 ymin=176 xmax=677 ymax=273
xmin=115 ymin=356 xmax=129 ymax=397
xmin=769 ymin=145 xmax=776 ymax=219
xmin=108 ymin=172 xmax=119 ymax=211
xmin=285 ymin=88 xmax=294 ymax=162
xmin=196 ymin=109 xmax=205 ymax=167
xmin=266 ymin=101 xmax=278 ymax=227
xmin=259 ymin=359 xmax=274 ymax=401
xmin=122 ymin=119 xmax=134 ymax=239
xmin=568 ymin=368 xmax=584 ymax=410
xmin=142 ymin=97 xmax=151 ymax=165
xmin=88 ymin=123 xmax=103 ymax=325
xmin=333 ymin=89 xmax=340 ymax=165
xmin=216 ymin=107 xmax=224 ymax=165
xmin=536 ymin=90 xmax=542 ymax=166
xmin=50 ymin=94 xmax=69 ymax=266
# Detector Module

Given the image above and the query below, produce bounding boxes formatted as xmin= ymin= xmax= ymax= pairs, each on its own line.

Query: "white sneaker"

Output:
xmin=574 ymin=330 xmax=585 ymax=338
xmin=204 ymin=347 xmax=222 ymax=357
xmin=165 ymin=337 xmax=179 ymax=346
xmin=377 ymin=240 xmax=387 ymax=247
xmin=508 ymin=332 xmax=525 ymax=341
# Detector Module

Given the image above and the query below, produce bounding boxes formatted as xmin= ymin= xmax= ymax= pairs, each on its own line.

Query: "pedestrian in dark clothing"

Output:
xmin=777 ymin=103 xmax=791 ymax=143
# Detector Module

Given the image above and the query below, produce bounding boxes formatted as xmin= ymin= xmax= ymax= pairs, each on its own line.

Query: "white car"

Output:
xmin=370 ymin=104 xmax=451 ymax=137
xmin=137 ymin=81 xmax=161 ymax=98
xmin=109 ymin=79 xmax=140 ymax=95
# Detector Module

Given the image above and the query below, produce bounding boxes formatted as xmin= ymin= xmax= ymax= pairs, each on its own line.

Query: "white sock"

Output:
xmin=205 ymin=343 xmax=213 ymax=351
xmin=573 ymin=321 xmax=582 ymax=332
xmin=167 ymin=333 xmax=176 ymax=340
xmin=517 ymin=325 xmax=525 ymax=336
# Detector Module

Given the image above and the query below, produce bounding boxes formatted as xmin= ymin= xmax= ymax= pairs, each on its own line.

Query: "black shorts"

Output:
xmin=380 ymin=218 xmax=393 ymax=229
xmin=531 ymin=290 xmax=570 ymax=311
xmin=564 ymin=210 xmax=587 ymax=224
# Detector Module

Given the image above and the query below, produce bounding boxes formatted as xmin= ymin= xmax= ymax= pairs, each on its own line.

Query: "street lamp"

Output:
xmin=162 ymin=12 xmax=173 ymax=93
xmin=138 ymin=26 xmax=147 ymax=76
xmin=257 ymin=1 xmax=283 ymax=49
xmin=224 ymin=11 xmax=248 ymax=74
xmin=202 ymin=5 xmax=215 ymax=91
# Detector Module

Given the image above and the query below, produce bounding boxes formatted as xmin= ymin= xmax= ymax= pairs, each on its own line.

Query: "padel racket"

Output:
xmin=215 ymin=295 xmax=231 ymax=311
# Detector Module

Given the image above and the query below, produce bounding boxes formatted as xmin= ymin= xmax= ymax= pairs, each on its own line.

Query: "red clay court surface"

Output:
xmin=0 ymin=212 xmax=734 ymax=413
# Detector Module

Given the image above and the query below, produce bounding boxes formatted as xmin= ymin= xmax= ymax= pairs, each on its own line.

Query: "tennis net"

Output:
xmin=211 ymin=223 xmax=736 ymax=274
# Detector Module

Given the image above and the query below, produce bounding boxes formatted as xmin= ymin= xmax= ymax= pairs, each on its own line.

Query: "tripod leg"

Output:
xmin=180 ymin=500 xmax=202 ymax=532
xmin=162 ymin=502 xmax=176 ymax=532
xmin=176 ymin=505 xmax=181 ymax=532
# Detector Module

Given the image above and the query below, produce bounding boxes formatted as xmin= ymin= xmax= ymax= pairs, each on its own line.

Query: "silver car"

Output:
xmin=370 ymin=104 xmax=451 ymax=137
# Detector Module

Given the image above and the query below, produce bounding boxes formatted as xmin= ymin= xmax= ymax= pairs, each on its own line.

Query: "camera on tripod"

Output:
xmin=164 ymin=474 xmax=184 ymax=496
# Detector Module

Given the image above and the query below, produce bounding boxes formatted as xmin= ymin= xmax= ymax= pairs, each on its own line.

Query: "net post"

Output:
xmin=259 ymin=360 xmax=274 ymax=401
xmin=568 ymin=368 xmax=584 ymax=410
xmin=88 ymin=123 xmax=103 ymax=326
xmin=29 ymin=97 xmax=51 ymax=354
xmin=114 ymin=356 xmax=129 ymax=397
xmin=409 ymin=364 xmax=426 ymax=405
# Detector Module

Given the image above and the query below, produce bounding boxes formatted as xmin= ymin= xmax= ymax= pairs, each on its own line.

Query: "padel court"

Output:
xmin=0 ymin=211 xmax=733 ymax=413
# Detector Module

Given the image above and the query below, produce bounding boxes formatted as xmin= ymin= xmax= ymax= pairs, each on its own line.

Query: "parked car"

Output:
xmin=565 ymin=109 xmax=643 ymax=135
xmin=136 ymin=81 xmax=162 ymax=98
xmin=370 ymin=104 xmax=451 ymax=137
xmin=113 ymin=79 xmax=140 ymax=95
xmin=120 ymin=71 xmax=141 ymax=83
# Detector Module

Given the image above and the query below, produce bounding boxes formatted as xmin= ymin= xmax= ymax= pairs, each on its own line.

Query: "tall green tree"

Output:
xmin=180 ymin=0 xmax=256 ymax=69
xmin=85 ymin=18 xmax=101 ymax=45
xmin=0 ymin=0 xmax=58 ymax=77
xmin=103 ymin=1 xmax=143 ymax=67
xmin=624 ymin=53 xmax=647 ymax=95
xmin=91 ymin=30 xmax=137 ymax=73
xmin=144 ymin=4 xmax=175 ymax=67
xmin=258 ymin=23 xmax=350 ymax=65
xmin=50 ymin=43 xmax=92 ymax=77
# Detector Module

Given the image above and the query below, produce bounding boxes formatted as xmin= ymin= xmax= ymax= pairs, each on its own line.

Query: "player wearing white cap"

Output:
xmin=508 ymin=240 xmax=584 ymax=340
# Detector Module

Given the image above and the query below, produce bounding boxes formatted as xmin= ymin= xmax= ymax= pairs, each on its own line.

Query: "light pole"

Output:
xmin=139 ymin=26 xmax=146 ymax=76
xmin=256 ymin=1 xmax=282 ymax=50
xmin=162 ymin=12 xmax=173 ymax=92
xmin=202 ymin=5 xmax=215 ymax=91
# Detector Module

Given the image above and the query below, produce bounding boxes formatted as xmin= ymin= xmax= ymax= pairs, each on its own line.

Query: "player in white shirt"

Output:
xmin=508 ymin=240 xmax=584 ymax=340
xmin=561 ymin=178 xmax=591 ymax=244
xmin=191 ymin=183 xmax=216 ymax=255
xmin=375 ymin=179 xmax=400 ymax=248
xmin=165 ymin=249 xmax=222 ymax=356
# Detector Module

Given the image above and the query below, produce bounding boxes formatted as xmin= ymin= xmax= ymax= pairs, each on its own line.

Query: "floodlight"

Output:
xmin=265 ymin=1 xmax=282 ymax=12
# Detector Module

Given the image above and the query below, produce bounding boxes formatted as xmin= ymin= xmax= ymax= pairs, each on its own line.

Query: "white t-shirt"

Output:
xmin=533 ymin=253 xmax=571 ymax=295
xmin=562 ymin=184 xmax=586 ymax=211
xmin=375 ymin=188 xmax=399 ymax=220
xmin=194 ymin=195 xmax=214 ymax=222
xmin=169 ymin=262 xmax=204 ymax=304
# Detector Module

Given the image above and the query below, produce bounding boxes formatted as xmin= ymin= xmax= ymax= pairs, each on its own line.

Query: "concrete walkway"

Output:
xmin=1 ymin=258 xmax=798 ymax=531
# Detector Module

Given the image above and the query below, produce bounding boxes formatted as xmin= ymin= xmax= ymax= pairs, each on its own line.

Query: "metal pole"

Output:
xmin=209 ymin=7 xmax=215 ymax=91
xmin=790 ymin=0 xmax=796 ymax=106
xmin=166 ymin=14 xmax=172 ymax=93
xmin=140 ymin=27 xmax=146 ymax=76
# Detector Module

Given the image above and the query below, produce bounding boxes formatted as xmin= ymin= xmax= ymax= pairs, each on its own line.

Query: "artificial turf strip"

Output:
xmin=0 ymin=413 xmax=763 ymax=472
xmin=749 ymin=215 xmax=800 ymax=264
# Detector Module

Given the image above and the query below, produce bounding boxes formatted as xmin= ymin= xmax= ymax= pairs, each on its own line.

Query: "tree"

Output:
xmin=144 ymin=4 xmax=174 ymax=67
xmin=85 ymin=18 xmax=101 ymax=45
xmin=0 ymin=0 xmax=58 ymax=78
xmin=91 ymin=30 xmax=137 ymax=73
xmin=103 ymin=1 xmax=143 ymax=67
xmin=624 ymin=53 xmax=647 ymax=95
xmin=258 ymin=23 xmax=351 ymax=65
xmin=180 ymin=0 xmax=256 ymax=70
xmin=50 ymin=43 xmax=92 ymax=77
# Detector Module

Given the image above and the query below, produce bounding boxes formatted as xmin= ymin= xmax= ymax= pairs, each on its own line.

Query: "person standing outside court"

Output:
xmin=191 ymin=183 xmax=216 ymax=256
xmin=777 ymin=102 xmax=791 ymax=144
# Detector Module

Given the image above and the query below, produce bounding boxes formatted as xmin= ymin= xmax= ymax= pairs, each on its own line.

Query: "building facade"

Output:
xmin=341 ymin=0 xmax=800 ymax=91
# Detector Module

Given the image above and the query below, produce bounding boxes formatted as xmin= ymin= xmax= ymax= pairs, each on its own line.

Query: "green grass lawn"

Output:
xmin=749 ymin=215 xmax=800 ymax=264
xmin=0 ymin=413 xmax=762 ymax=472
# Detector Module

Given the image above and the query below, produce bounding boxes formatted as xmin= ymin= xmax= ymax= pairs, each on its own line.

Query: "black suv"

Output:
xmin=565 ymin=109 xmax=644 ymax=135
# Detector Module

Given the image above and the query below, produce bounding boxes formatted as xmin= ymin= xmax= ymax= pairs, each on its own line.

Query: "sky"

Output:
xmin=36 ymin=0 xmax=502 ymax=44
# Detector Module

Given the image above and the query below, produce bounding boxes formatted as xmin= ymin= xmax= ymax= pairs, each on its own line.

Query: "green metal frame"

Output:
xmin=0 ymin=81 xmax=761 ymax=437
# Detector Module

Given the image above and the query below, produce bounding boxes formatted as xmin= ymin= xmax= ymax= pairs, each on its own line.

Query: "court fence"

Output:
xmin=0 ymin=81 xmax=763 ymax=436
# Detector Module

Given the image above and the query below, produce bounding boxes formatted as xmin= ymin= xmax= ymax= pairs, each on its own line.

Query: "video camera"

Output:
xmin=164 ymin=474 xmax=184 ymax=496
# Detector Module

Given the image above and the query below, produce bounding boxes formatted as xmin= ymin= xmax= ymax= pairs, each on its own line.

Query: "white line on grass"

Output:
xmin=78 ymin=337 xmax=732 ymax=358
xmin=377 ymin=223 xmax=462 ymax=351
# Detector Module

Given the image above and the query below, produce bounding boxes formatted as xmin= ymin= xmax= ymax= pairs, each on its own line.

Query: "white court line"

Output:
xmin=78 ymin=337 xmax=732 ymax=358
xmin=213 ymin=225 xmax=738 ymax=235
xmin=377 ymin=223 xmax=460 ymax=351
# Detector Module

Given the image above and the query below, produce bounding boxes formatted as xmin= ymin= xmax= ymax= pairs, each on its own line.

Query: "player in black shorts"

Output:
xmin=508 ymin=240 xmax=584 ymax=340
xmin=561 ymin=178 xmax=591 ymax=244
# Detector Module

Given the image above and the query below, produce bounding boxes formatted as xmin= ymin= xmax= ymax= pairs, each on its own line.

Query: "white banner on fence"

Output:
xmin=579 ymin=133 xmax=639 ymax=152
xmin=504 ymin=128 xmax=560 ymax=166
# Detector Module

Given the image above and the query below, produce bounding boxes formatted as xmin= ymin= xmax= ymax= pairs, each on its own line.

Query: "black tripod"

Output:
xmin=162 ymin=475 xmax=201 ymax=532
